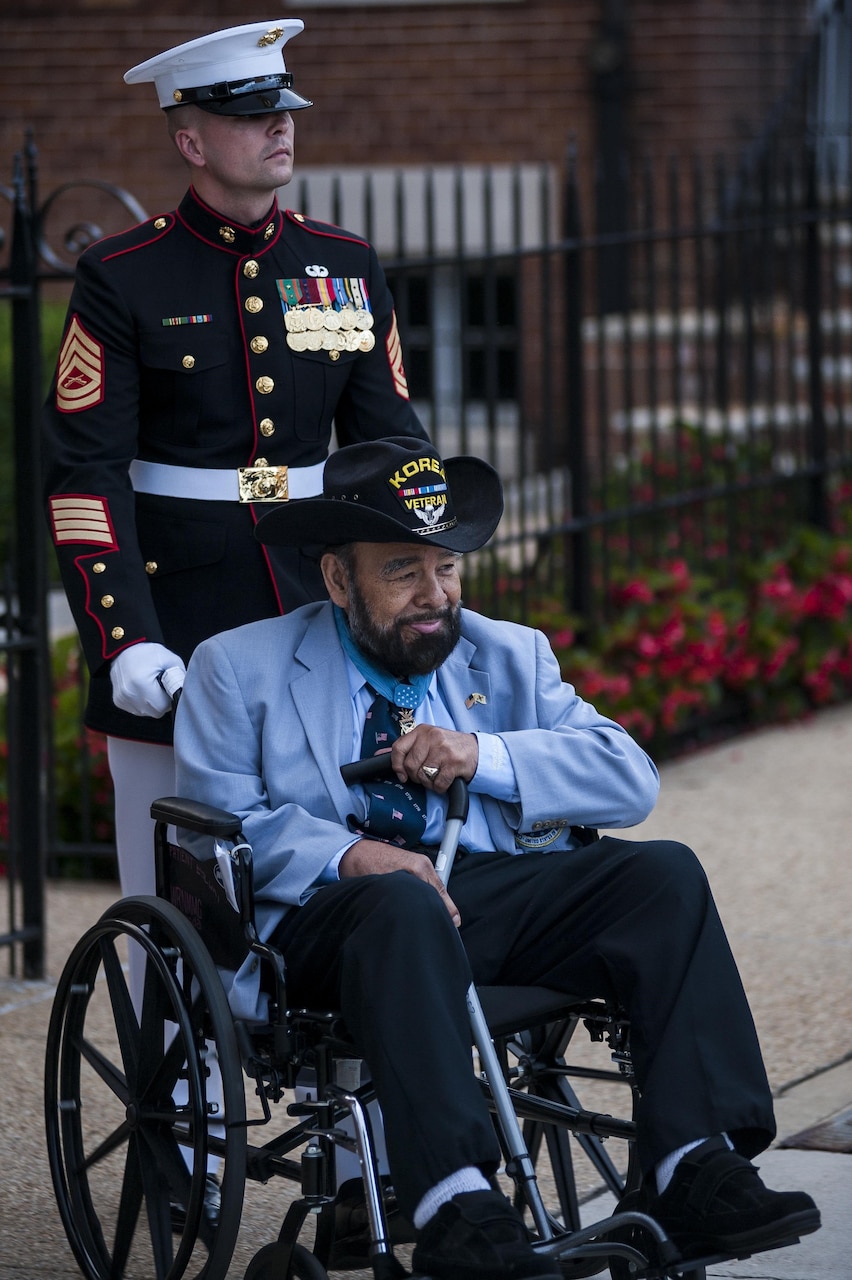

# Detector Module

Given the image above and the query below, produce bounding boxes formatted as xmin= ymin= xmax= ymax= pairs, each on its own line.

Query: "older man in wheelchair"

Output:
xmin=164 ymin=436 xmax=819 ymax=1278
xmin=46 ymin=436 xmax=820 ymax=1280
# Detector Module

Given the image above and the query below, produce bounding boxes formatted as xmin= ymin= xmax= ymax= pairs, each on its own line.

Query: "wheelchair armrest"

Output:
xmin=150 ymin=795 xmax=243 ymax=840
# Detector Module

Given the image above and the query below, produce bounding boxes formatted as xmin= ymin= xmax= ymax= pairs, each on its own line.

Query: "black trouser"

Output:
xmin=275 ymin=837 xmax=775 ymax=1217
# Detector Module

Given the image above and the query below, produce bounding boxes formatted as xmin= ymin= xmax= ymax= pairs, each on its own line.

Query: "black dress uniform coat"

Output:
xmin=43 ymin=186 xmax=428 ymax=744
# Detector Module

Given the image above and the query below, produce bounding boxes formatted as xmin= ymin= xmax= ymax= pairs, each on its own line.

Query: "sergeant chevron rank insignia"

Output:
xmin=56 ymin=316 xmax=104 ymax=413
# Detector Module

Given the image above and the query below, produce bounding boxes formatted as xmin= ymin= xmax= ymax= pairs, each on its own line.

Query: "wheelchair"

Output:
xmin=44 ymin=760 xmax=774 ymax=1280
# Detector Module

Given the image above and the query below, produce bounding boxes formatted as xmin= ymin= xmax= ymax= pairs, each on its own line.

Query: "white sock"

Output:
xmin=413 ymin=1166 xmax=491 ymax=1229
xmin=655 ymin=1133 xmax=734 ymax=1195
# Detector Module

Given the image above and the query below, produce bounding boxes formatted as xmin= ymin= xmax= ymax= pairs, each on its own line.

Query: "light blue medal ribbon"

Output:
xmin=334 ymin=606 xmax=431 ymax=711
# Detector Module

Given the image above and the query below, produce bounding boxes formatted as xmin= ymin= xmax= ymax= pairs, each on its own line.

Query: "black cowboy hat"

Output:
xmin=255 ymin=437 xmax=503 ymax=553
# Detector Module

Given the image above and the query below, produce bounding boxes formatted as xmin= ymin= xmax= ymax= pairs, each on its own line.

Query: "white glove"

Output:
xmin=110 ymin=643 xmax=186 ymax=718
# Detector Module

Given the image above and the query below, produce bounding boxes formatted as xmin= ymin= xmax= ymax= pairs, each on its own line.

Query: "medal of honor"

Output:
xmin=396 ymin=707 xmax=415 ymax=735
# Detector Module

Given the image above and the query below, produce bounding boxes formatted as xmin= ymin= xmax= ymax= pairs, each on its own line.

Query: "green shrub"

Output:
xmin=0 ymin=635 xmax=114 ymax=875
xmin=50 ymin=635 xmax=113 ymax=849
xmin=0 ymin=299 xmax=69 ymax=564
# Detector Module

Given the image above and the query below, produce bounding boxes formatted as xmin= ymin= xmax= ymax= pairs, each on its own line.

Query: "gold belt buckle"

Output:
xmin=237 ymin=464 xmax=289 ymax=503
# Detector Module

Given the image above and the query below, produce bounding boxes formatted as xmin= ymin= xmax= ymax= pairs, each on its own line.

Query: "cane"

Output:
xmin=340 ymin=757 xmax=555 ymax=1242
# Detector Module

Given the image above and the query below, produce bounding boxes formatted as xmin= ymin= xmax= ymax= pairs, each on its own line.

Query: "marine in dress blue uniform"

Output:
xmin=43 ymin=20 xmax=427 ymax=745
xmin=41 ymin=20 xmax=428 ymax=932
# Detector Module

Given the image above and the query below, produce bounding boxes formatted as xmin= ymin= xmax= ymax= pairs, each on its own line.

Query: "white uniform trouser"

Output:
xmin=107 ymin=736 xmax=220 ymax=1176
xmin=107 ymin=737 xmax=176 ymax=1004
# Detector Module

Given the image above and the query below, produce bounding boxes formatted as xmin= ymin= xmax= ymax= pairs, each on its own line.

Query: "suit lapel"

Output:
xmin=291 ymin=607 xmax=356 ymax=822
xmin=438 ymin=634 xmax=494 ymax=734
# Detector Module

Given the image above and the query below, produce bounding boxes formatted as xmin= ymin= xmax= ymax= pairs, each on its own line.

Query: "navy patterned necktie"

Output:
xmin=349 ymin=690 xmax=427 ymax=847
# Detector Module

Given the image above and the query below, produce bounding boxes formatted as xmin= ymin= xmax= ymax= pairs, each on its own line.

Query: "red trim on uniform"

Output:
xmin=176 ymin=203 xmax=241 ymax=253
xmin=283 ymin=209 xmax=371 ymax=248
xmin=99 ymin=215 xmax=174 ymax=262
xmin=73 ymin=549 xmax=147 ymax=662
xmin=250 ymin=505 xmax=287 ymax=616
xmin=177 ymin=187 xmax=284 ymax=253
xmin=235 ymin=261 xmax=260 ymax=459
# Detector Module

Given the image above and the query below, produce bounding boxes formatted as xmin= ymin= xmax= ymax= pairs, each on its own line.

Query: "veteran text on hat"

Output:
xmin=124 ymin=21 xmax=313 ymax=116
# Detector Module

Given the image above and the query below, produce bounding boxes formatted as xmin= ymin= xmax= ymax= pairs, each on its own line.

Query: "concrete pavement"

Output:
xmin=1 ymin=703 xmax=850 ymax=1278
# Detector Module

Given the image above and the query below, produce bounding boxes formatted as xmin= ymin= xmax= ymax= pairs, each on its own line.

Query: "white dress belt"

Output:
xmin=129 ymin=458 xmax=325 ymax=503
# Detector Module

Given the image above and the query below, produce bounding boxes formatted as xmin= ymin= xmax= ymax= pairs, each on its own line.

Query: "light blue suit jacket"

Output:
xmin=174 ymin=601 xmax=660 ymax=1019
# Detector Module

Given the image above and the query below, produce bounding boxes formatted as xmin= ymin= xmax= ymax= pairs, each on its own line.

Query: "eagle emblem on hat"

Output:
xmin=413 ymin=504 xmax=443 ymax=527
xmin=257 ymin=27 xmax=285 ymax=47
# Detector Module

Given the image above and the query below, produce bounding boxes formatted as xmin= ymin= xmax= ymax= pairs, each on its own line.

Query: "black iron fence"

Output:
xmin=3 ymin=119 xmax=852 ymax=971
xmin=0 ymin=141 xmax=47 ymax=977
xmin=290 ymin=138 xmax=851 ymax=628
xmin=0 ymin=137 xmax=150 ymax=973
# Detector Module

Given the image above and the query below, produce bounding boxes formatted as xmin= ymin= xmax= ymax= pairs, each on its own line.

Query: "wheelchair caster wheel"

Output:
xmin=606 ymin=1192 xmax=707 ymax=1280
xmin=607 ymin=1191 xmax=656 ymax=1280
xmin=245 ymin=1241 xmax=329 ymax=1279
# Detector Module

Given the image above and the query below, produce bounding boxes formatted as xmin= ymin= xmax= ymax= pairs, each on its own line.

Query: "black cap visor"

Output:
xmin=168 ymin=73 xmax=312 ymax=115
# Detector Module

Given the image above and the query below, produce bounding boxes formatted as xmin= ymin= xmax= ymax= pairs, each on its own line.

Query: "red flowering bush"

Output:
xmin=488 ymin=525 xmax=852 ymax=758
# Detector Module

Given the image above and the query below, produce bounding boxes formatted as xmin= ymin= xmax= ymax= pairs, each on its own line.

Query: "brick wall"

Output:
xmin=0 ymin=1 xmax=812 ymax=233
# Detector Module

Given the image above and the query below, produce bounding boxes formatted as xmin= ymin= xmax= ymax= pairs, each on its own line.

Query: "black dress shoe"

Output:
xmin=628 ymin=1137 xmax=821 ymax=1260
xmin=411 ymin=1190 xmax=561 ymax=1280
xmin=170 ymin=1172 xmax=221 ymax=1235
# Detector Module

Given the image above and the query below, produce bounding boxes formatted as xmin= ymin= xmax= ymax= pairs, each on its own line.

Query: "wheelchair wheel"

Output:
xmin=45 ymin=896 xmax=247 ymax=1280
xmin=245 ymin=1241 xmax=330 ymax=1279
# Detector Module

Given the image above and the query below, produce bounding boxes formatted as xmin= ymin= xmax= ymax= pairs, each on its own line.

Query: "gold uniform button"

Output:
xmin=254 ymin=457 xmax=268 ymax=467
xmin=329 ymin=349 xmax=341 ymax=361
xmin=92 ymin=562 xmax=106 ymax=574
xmin=220 ymin=225 xmax=236 ymax=244
xmin=256 ymin=376 xmax=274 ymax=394
xmin=245 ymin=296 xmax=263 ymax=314
xmin=182 ymin=355 xmax=195 ymax=369
xmin=251 ymin=336 xmax=269 ymax=354
xmin=111 ymin=627 xmax=125 ymax=641
xmin=293 ymin=212 xmax=305 ymax=222
xmin=100 ymin=595 xmax=115 ymax=609
xmin=243 ymin=260 xmax=260 ymax=279
xmin=260 ymin=419 xmax=275 ymax=437
xmin=153 ymin=217 xmax=167 ymax=230
xmin=145 ymin=561 xmax=158 ymax=575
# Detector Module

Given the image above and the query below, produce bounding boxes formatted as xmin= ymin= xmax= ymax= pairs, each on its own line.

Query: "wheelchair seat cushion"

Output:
xmin=477 ymin=986 xmax=584 ymax=1038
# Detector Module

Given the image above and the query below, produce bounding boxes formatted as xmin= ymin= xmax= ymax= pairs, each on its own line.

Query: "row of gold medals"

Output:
xmin=284 ymin=304 xmax=376 ymax=353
